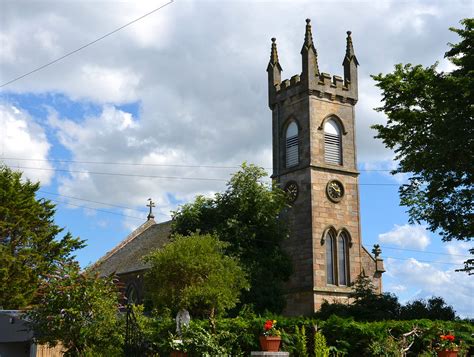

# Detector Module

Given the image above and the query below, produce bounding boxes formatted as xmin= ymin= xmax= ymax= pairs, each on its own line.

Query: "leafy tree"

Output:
xmin=0 ymin=166 xmax=84 ymax=309
xmin=172 ymin=163 xmax=292 ymax=313
xmin=400 ymin=296 xmax=456 ymax=321
xmin=27 ymin=262 xmax=122 ymax=357
xmin=144 ymin=233 xmax=249 ymax=323
xmin=371 ymin=19 xmax=473 ymax=273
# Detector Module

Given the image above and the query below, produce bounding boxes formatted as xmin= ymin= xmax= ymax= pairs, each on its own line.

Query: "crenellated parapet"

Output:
xmin=267 ymin=19 xmax=359 ymax=108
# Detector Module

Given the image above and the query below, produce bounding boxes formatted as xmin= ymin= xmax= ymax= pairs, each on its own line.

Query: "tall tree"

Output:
xmin=371 ymin=19 xmax=473 ymax=273
xmin=145 ymin=233 xmax=249 ymax=322
xmin=172 ymin=164 xmax=292 ymax=313
xmin=0 ymin=166 xmax=85 ymax=308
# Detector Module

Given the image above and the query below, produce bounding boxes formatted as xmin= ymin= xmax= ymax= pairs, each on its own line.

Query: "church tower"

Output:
xmin=267 ymin=19 xmax=384 ymax=316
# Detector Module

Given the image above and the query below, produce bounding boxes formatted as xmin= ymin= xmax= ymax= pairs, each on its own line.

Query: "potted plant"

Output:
xmin=435 ymin=334 xmax=459 ymax=357
xmin=259 ymin=319 xmax=282 ymax=352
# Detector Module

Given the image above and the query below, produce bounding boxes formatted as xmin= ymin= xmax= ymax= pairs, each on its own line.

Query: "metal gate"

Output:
xmin=124 ymin=305 xmax=146 ymax=356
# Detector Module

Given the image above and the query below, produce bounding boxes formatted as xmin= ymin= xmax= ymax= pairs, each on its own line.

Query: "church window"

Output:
xmin=325 ymin=231 xmax=336 ymax=284
xmin=325 ymin=230 xmax=350 ymax=286
xmin=337 ymin=232 xmax=349 ymax=285
xmin=126 ymin=283 xmax=138 ymax=305
xmin=324 ymin=119 xmax=342 ymax=165
xmin=286 ymin=121 xmax=299 ymax=167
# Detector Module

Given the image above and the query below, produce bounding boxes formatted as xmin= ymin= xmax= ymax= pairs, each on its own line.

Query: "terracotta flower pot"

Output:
xmin=170 ymin=350 xmax=187 ymax=357
xmin=437 ymin=350 xmax=458 ymax=357
xmin=259 ymin=335 xmax=281 ymax=352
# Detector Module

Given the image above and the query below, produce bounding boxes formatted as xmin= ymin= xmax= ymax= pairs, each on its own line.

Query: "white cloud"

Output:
xmin=0 ymin=104 xmax=53 ymax=185
xmin=379 ymin=224 xmax=431 ymax=250
xmin=385 ymin=257 xmax=474 ymax=318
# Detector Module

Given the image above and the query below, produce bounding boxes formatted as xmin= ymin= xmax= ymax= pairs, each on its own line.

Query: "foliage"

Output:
xmin=0 ymin=166 xmax=85 ymax=309
xmin=144 ymin=233 xmax=249 ymax=320
xmin=294 ymin=325 xmax=309 ymax=357
xmin=262 ymin=319 xmax=281 ymax=337
xmin=27 ymin=261 xmax=122 ymax=357
xmin=400 ymin=297 xmax=456 ymax=321
xmin=178 ymin=323 xmax=232 ymax=356
xmin=126 ymin=312 xmax=474 ymax=356
xmin=171 ymin=163 xmax=292 ymax=313
xmin=317 ymin=274 xmax=456 ymax=322
xmin=314 ymin=330 xmax=330 ymax=357
xmin=371 ymin=19 xmax=474 ymax=272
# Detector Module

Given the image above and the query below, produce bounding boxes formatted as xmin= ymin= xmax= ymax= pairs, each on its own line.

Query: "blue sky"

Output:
xmin=0 ymin=0 xmax=472 ymax=317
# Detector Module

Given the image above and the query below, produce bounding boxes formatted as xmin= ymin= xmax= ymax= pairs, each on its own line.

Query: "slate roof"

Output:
xmin=93 ymin=219 xmax=171 ymax=277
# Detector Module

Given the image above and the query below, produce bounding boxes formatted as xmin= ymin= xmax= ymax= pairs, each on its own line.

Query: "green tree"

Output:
xmin=0 ymin=166 xmax=84 ymax=309
xmin=172 ymin=163 xmax=292 ymax=313
xmin=400 ymin=296 xmax=456 ymax=321
xmin=371 ymin=19 xmax=473 ymax=273
xmin=144 ymin=233 xmax=249 ymax=323
xmin=27 ymin=262 xmax=122 ymax=357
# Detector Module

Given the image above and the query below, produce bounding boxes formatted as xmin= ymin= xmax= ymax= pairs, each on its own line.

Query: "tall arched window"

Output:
xmin=325 ymin=230 xmax=336 ymax=284
xmin=286 ymin=121 xmax=299 ymax=167
xmin=324 ymin=119 xmax=342 ymax=165
xmin=337 ymin=233 xmax=349 ymax=285
xmin=325 ymin=229 xmax=350 ymax=286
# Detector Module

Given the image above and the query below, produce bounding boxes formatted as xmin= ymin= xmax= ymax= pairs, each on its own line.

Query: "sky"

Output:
xmin=0 ymin=0 xmax=472 ymax=317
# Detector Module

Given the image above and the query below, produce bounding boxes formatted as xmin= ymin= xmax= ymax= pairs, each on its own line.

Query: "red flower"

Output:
xmin=445 ymin=335 xmax=455 ymax=341
xmin=264 ymin=320 xmax=273 ymax=331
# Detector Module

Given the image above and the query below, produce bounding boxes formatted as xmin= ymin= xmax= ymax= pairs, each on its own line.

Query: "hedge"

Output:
xmin=136 ymin=312 xmax=474 ymax=356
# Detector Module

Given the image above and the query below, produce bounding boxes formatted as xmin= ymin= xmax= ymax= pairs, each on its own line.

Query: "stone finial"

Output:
xmin=303 ymin=18 xmax=314 ymax=48
xmin=146 ymin=198 xmax=155 ymax=220
xmin=268 ymin=37 xmax=282 ymax=71
xmin=372 ymin=244 xmax=382 ymax=259
xmin=300 ymin=18 xmax=320 ymax=84
xmin=344 ymin=30 xmax=359 ymax=65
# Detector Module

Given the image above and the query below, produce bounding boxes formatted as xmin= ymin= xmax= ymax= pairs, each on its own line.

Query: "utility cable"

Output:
xmin=380 ymin=245 xmax=472 ymax=258
xmin=0 ymin=1 xmax=174 ymax=88
xmin=0 ymin=156 xmax=394 ymax=172
xmin=45 ymin=198 xmax=146 ymax=220
xmin=1 ymin=164 xmax=403 ymax=185
xmin=38 ymin=190 xmax=154 ymax=214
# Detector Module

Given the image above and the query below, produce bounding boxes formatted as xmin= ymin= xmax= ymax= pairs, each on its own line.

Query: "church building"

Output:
xmin=93 ymin=19 xmax=384 ymax=315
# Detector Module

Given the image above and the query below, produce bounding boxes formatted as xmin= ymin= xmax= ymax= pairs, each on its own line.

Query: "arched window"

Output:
xmin=126 ymin=283 xmax=138 ymax=305
xmin=325 ymin=230 xmax=336 ymax=284
xmin=337 ymin=233 xmax=349 ymax=285
xmin=325 ymin=229 xmax=350 ymax=286
xmin=286 ymin=121 xmax=299 ymax=167
xmin=324 ymin=119 xmax=342 ymax=165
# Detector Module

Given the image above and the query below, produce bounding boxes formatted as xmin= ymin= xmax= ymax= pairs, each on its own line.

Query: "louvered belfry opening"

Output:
xmin=324 ymin=118 xmax=342 ymax=165
xmin=286 ymin=121 xmax=299 ymax=167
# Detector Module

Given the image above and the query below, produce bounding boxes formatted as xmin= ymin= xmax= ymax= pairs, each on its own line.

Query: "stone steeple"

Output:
xmin=343 ymin=30 xmax=359 ymax=99
xmin=267 ymin=37 xmax=282 ymax=107
xmin=301 ymin=18 xmax=319 ymax=88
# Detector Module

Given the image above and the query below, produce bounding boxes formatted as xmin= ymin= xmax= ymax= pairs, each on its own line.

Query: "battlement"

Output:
xmin=267 ymin=19 xmax=358 ymax=108
xmin=273 ymin=71 xmax=356 ymax=105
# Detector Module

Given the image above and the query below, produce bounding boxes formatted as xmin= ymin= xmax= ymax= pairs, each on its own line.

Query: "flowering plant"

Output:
xmin=262 ymin=319 xmax=281 ymax=337
xmin=436 ymin=334 xmax=459 ymax=351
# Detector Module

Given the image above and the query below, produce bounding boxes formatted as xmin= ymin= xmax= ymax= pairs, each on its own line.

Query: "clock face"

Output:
xmin=284 ymin=181 xmax=299 ymax=203
xmin=326 ymin=180 xmax=344 ymax=202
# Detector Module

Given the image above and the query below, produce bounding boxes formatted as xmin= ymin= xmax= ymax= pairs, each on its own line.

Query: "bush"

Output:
xmin=132 ymin=313 xmax=474 ymax=356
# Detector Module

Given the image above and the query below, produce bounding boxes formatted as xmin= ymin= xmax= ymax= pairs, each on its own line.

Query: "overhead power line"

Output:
xmin=0 ymin=156 xmax=394 ymax=172
xmin=2 ymin=164 xmax=402 ymax=185
xmin=0 ymin=1 xmax=174 ymax=88
xmin=8 ymin=165 xmax=230 ymax=182
xmin=380 ymin=245 xmax=472 ymax=258
xmin=38 ymin=190 xmax=155 ymax=215
xmin=46 ymin=198 xmax=145 ymax=220
xmin=385 ymin=256 xmax=462 ymax=266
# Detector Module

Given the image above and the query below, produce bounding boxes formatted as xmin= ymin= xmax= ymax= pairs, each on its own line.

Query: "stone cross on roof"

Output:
xmin=146 ymin=198 xmax=155 ymax=220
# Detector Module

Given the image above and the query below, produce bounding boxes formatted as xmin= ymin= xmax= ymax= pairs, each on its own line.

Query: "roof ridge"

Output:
xmin=91 ymin=219 xmax=165 ymax=271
